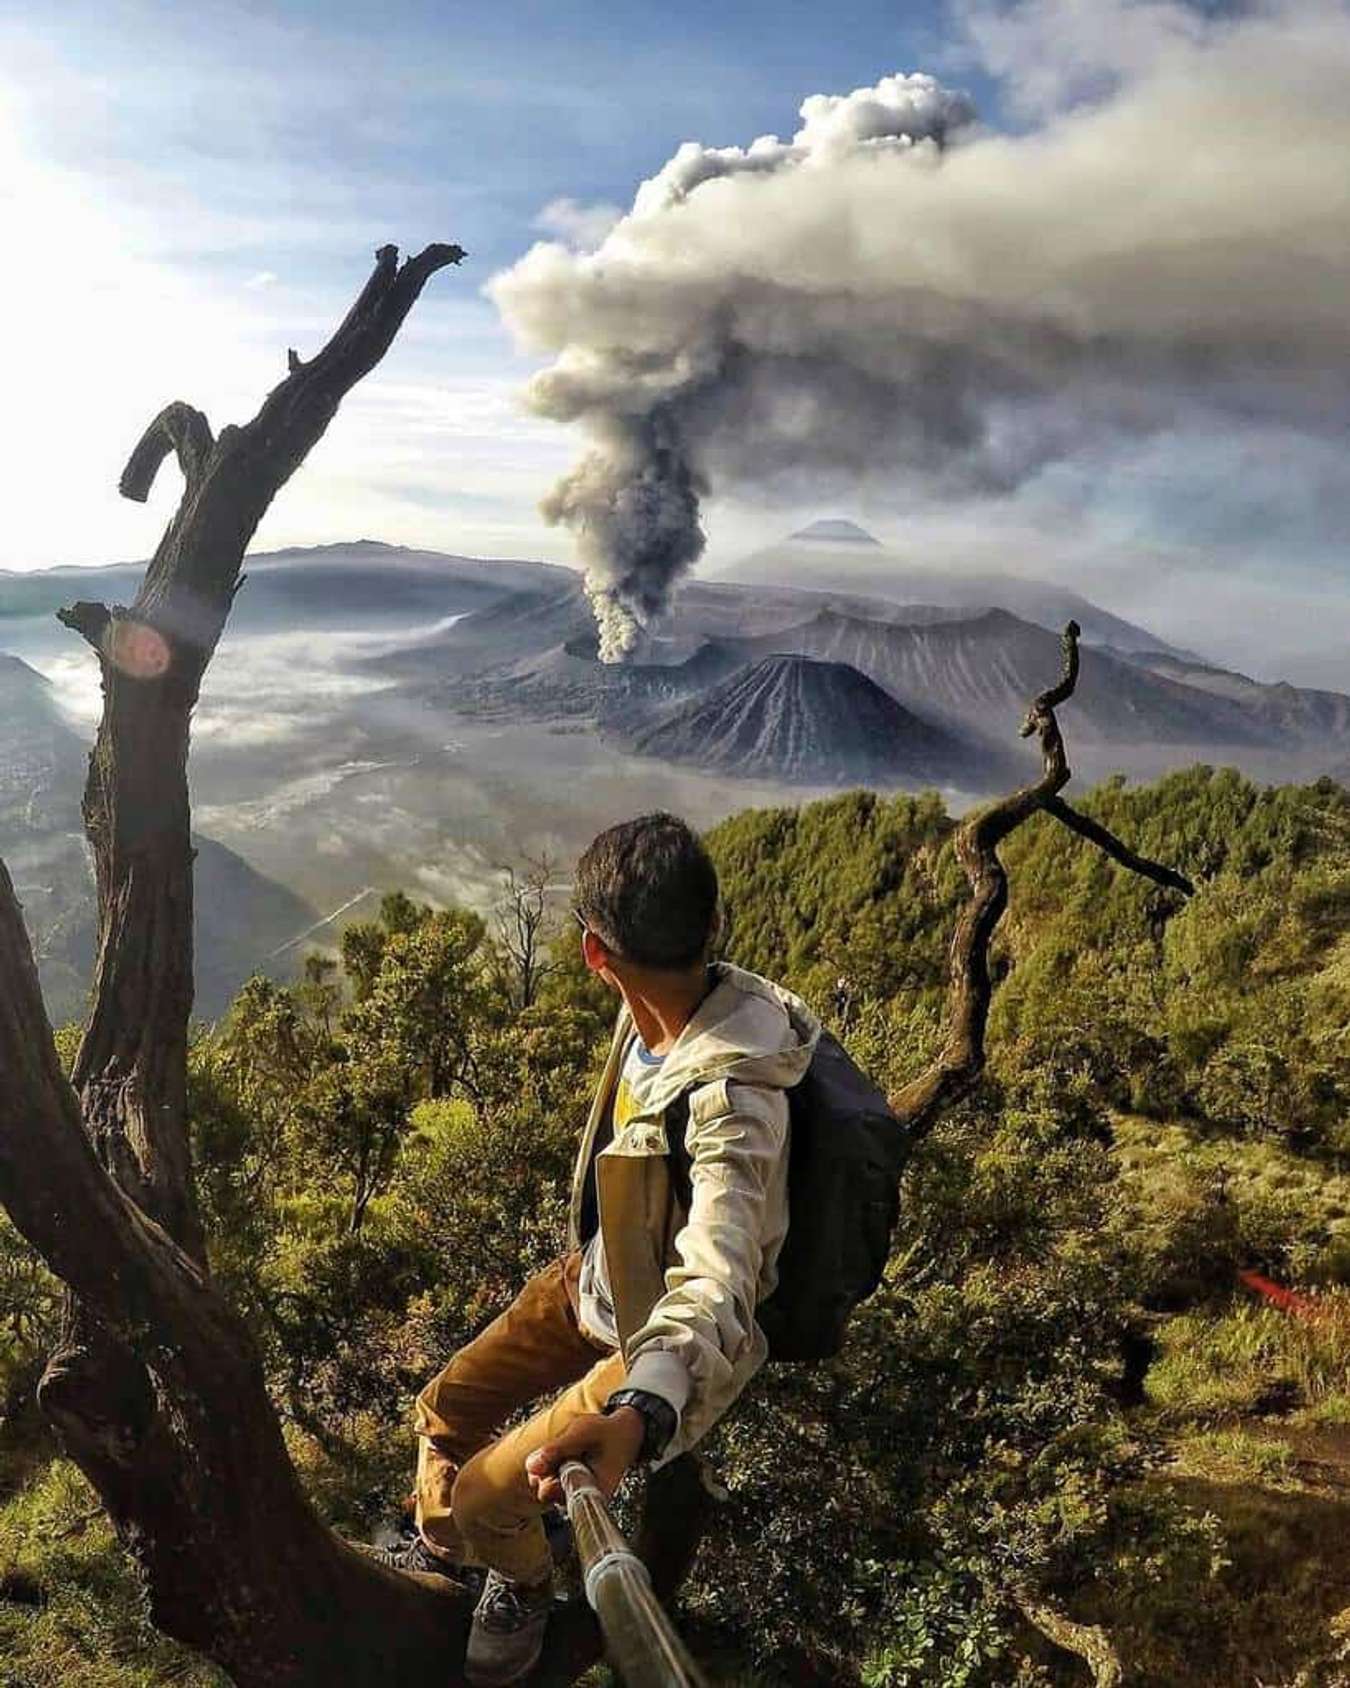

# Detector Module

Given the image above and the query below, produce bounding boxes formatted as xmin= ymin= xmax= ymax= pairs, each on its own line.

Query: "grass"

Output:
xmin=1299 ymin=1393 xmax=1350 ymax=1428
xmin=1111 ymin=1116 xmax=1350 ymax=1288
xmin=1125 ymin=1288 xmax=1350 ymax=1683
xmin=1147 ymin=1293 xmax=1350 ymax=1423
xmin=0 ymin=1458 xmax=226 ymax=1688
xmin=1171 ymin=1427 xmax=1299 ymax=1488
xmin=1118 ymin=1474 xmax=1350 ymax=1688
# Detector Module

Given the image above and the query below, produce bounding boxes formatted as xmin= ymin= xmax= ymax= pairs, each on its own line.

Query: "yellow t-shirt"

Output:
xmin=576 ymin=1036 xmax=667 ymax=1348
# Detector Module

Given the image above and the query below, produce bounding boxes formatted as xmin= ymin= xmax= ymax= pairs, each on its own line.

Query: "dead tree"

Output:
xmin=888 ymin=619 xmax=1192 ymax=1687
xmin=494 ymin=852 xmax=562 ymax=1009
xmin=0 ymin=241 xmax=1191 ymax=1684
xmin=891 ymin=619 xmax=1193 ymax=1139
xmin=0 ymin=243 xmax=506 ymax=1686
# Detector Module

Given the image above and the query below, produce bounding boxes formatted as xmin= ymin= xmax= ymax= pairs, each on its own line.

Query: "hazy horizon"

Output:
xmin=3 ymin=0 xmax=1347 ymax=689
xmin=3 ymin=521 xmax=1345 ymax=693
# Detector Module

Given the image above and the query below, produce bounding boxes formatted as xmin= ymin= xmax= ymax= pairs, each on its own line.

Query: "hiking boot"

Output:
xmin=359 ymin=1531 xmax=476 ymax=1590
xmin=465 ymin=1567 xmax=554 ymax=1686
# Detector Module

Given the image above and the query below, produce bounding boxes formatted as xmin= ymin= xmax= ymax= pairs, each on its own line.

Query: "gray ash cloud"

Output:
xmin=490 ymin=14 xmax=1350 ymax=659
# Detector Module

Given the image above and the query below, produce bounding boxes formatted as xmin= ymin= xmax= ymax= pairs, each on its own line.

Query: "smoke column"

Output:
xmin=489 ymin=6 xmax=1350 ymax=660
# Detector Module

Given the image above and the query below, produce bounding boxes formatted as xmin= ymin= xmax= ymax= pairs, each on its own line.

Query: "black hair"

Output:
xmin=574 ymin=812 xmax=719 ymax=970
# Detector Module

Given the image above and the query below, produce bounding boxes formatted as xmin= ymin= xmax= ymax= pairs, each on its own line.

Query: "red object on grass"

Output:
xmin=1237 ymin=1268 xmax=1317 ymax=1319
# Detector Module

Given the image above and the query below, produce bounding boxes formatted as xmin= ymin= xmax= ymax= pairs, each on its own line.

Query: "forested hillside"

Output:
xmin=2 ymin=767 xmax=1347 ymax=1686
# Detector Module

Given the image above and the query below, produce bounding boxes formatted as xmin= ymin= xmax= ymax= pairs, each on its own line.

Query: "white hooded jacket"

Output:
xmin=567 ymin=961 xmax=820 ymax=1463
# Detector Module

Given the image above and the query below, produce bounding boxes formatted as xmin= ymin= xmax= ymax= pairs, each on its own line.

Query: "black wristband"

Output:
xmin=603 ymin=1387 xmax=677 ymax=1463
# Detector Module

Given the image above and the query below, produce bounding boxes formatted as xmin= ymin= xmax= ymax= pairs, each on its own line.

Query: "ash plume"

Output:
xmin=540 ymin=410 xmax=707 ymax=660
xmin=490 ymin=7 xmax=1350 ymax=660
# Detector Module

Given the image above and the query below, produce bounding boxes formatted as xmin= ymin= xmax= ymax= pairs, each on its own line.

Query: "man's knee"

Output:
xmin=448 ymin=1451 xmax=494 ymax=1540
xmin=450 ymin=1442 xmax=533 ymax=1541
xmin=414 ymin=1352 xmax=491 ymax=1459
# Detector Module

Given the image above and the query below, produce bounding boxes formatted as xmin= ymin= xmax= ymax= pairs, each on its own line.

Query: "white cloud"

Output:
xmin=954 ymin=0 xmax=1210 ymax=115
xmin=534 ymin=198 xmax=623 ymax=250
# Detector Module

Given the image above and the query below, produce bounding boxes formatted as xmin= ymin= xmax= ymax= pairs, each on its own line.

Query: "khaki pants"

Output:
xmin=412 ymin=1250 xmax=626 ymax=1585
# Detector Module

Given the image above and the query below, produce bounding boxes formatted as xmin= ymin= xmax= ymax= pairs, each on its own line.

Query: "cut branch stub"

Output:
xmin=119 ymin=403 xmax=216 ymax=503
xmin=54 ymin=599 xmax=114 ymax=654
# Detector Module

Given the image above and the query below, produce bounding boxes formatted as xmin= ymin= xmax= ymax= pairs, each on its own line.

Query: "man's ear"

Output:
xmin=711 ymin=899 xmax=728 ymax=954
xmin=581 ymin=929 xmax=608 ymax=975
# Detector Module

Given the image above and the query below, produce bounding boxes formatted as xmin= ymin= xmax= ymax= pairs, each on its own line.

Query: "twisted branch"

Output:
xmin=891 ymin=618 xmax=1192 ymax=1136
xmin=1041 ymin=794 xmax=1195 ymax=895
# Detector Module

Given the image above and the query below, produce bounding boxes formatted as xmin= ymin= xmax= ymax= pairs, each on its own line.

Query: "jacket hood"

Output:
xmin=624 ymin=961 xmax=820 ymax=1113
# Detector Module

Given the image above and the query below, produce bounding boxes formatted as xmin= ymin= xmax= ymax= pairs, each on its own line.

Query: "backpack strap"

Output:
xmin=665 ymin=1087 xmax=694 ymax=1216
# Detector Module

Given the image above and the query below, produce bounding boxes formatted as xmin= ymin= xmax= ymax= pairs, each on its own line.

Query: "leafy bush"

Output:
xmin=2 ymin=770 xmax=1347 ymax=1684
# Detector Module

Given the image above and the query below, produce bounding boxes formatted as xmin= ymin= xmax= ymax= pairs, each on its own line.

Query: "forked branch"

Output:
xmin=891 ymin=619 xmax=1192 ymax=1136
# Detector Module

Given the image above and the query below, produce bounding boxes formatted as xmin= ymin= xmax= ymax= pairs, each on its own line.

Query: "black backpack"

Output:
xmin=669 ymin=1029 xmax=910 ymax=1362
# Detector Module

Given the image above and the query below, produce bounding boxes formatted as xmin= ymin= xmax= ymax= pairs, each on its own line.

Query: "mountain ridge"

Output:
xmin=714 ymin=531 xmax=1196 ymax=660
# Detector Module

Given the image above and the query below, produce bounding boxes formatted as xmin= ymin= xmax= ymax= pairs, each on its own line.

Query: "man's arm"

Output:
xmin=620 ymin=1077 xmax=788 ymax=1436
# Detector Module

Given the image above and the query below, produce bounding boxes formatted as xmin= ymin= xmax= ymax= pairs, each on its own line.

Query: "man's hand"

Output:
xmin=525 ymin=1407 xmax=646 ymax=1506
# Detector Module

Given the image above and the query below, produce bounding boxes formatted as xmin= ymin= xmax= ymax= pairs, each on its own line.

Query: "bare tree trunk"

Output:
xmin=0 ymin=244 xmax=542 ymax=1685
xmin=886 ymin=620 xmax=1193 ymax=1670
xmin=889 ymin=620 xmax=1193 ymax=1140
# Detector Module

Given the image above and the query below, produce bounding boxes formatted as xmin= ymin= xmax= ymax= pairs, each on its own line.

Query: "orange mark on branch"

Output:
xmin=108 ymin=619 xmax=172 ymax=680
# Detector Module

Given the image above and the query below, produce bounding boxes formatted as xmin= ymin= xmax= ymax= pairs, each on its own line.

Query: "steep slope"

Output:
xmin=719 ymin=609 xmax=1277 ymax=750
xmin=0 ymin=653 xmax=318 ymax=1020
xmin=0 ymin=653 xmax=86 ymax=832
xmin=1109 ymin=650 xmax=1350 ymax=745
xmin=20 ymin=829 xmax=319 ymax=1026
xmin=719 ymin=528 xmax=1190 ymax=657
xmin=628 ymin=654 xmax=981 ymax=785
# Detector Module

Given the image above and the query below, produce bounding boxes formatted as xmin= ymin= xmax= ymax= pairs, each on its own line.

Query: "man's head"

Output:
xmin=573 ymin=812 xmax=719 ymax=984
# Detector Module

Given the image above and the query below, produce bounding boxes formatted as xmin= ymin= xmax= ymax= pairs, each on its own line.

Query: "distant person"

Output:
xmin=375 ymin=811 xmax=819 ymax=1686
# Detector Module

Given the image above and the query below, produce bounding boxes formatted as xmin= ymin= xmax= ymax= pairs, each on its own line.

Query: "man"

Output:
xmin=379 ymin=812 xmax=819 ymax=1686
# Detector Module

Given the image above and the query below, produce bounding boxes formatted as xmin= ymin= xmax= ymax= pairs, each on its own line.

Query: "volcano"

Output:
xmin=790 ymin=519 xmax=883 ymax=546
xmin=628 ymin=654 xmax=982 ymax=786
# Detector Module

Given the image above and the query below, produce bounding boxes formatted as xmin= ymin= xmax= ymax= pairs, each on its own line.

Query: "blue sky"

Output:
xmin=12 ymin=0 xmax=996 ymax=276
xmin=0 ymin=0 xmax=1347 ymax=685
xmin=0 ymin=0 xmax=1001 ymax=570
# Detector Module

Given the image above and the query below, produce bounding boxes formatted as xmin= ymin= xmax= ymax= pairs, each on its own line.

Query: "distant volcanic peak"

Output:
xmin=789 ymin=519 xmax=882 ymax=546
